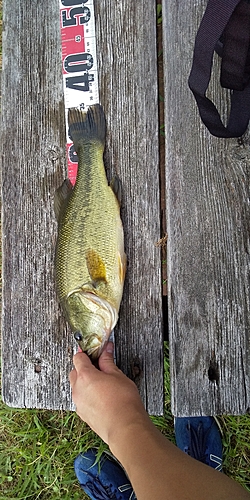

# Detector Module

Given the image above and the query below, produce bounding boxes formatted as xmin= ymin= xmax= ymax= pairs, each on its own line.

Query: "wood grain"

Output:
xmin=163 ymin=0 xmax=250 ymax=416
xmin=1 ymin=0 xmax=164 ymax=414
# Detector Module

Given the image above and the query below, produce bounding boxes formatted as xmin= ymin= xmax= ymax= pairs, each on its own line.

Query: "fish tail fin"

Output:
xmin=68 ymin=104 xmax=106 ymax=153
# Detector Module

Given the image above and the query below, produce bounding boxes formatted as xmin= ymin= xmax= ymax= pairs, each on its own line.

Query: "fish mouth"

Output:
xmin=87 ymin=336 xmax=109 ymax=360
xmin=74 ymin=330 xmax=105 ymax=359
xmin=83 ymin=329 xmax=113 ymax=360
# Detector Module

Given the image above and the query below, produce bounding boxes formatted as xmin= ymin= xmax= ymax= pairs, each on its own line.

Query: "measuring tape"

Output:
xmin=59 ymin=0 xmax=99 ymax=184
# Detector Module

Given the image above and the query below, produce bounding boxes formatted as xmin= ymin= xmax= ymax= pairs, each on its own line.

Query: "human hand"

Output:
xmin=69 ymin=342 xmax=148 ymax=447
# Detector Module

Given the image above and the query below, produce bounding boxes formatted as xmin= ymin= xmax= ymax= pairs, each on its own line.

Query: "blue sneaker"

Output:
xmin=174 ymin=416 xmax=223 ymax=471
xmin=74 ymin=448 xmax=136 ymax=499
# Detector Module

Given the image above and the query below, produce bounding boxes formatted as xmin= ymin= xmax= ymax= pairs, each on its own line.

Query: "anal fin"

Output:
xmin=110 ymin=174 xmax=122 ymax=206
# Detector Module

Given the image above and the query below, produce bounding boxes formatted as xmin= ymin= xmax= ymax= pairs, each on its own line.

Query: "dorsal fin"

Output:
xmin=54 ymin=179 xmax=73 ymax=221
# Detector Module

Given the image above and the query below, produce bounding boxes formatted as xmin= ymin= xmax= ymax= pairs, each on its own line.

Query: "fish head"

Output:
xmin=65 ymin=290 xmax=118 ymax=359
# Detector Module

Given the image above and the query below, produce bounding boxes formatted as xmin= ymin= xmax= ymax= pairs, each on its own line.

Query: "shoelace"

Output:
xmin=86 ymin=477 xmax=135 ymax=500
xmin=188 ymin=422 xmax=211 ymax=464
xmin=86 ymin=478 xmax=117 ymax=499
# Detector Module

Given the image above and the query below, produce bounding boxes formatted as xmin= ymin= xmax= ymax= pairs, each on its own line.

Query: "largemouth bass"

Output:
xmin=55 ymin=104 xmax=126 ymax=359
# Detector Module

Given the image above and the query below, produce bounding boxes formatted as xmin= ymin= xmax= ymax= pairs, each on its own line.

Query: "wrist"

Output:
xmin=108 ymin=409 xmax=156 ymax=470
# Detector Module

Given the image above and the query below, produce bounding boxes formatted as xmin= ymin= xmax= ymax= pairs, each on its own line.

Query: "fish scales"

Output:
xmin=55 ymin=104 xmax=126 ymax=358
xmin=56 ymin=145 xmax=120 ymax=300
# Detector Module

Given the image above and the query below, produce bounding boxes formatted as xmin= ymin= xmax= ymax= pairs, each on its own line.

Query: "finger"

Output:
xmin=73 ymin=351 xmax=93 ymax=373
xmin=98 ymin=342 xmax=120 ymax=374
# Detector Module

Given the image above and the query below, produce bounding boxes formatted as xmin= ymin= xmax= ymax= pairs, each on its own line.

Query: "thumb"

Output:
xmin=98 ymin=342 xmax=119 ymax=374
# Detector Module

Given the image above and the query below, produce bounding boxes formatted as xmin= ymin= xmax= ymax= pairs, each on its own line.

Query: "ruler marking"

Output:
xmin=59 ymin=0 xmax=99 ymax=184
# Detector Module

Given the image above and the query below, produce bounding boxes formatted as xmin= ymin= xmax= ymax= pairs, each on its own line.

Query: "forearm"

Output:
xmin=110 ymin=415 xmax=250 ymax=500
xmin=70 ymin=348 xmax=250 ymax=500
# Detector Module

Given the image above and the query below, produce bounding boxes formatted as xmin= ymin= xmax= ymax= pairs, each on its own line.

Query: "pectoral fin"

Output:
xmin=86 ymin=249 xmax=107 ymax=284
xmin=54 ymin=179 xmax=73 ymax=221
xmin=118 ymin=251 xmax=127 ymax=284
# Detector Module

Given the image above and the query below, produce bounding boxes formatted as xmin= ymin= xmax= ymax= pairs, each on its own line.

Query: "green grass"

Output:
xmin=0 ymin=347 xmax=250 ymax=498
xmin=220 ymin=414 xmax=250 ymax=490
xmin=0 ymin=347 xmax=175 ymax=499
xmin=0 ymin=404 xmax=103 ymax=499
xmin=157 ymin=3 xmax=162 ymax=25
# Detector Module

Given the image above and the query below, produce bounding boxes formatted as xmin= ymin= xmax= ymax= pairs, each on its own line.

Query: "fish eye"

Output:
xmin=74 ymin=331 xmax=83 ymax=342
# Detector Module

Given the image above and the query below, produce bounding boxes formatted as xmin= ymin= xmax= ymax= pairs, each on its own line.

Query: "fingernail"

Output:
xmin=106 ymin=342 xmax=114 ymax=354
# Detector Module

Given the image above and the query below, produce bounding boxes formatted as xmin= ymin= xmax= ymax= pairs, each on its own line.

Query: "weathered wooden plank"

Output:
xmin=163 ymin=0 xmax=250 ymax=416
xmin=95 ymin=2 xmax=163 ymax=415
xmin=1 ymin=0 xmax=163 ymax=414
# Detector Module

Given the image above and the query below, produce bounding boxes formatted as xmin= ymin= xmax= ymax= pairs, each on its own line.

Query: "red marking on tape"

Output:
xmin=59 ymin=1 xmax=99 ymax=184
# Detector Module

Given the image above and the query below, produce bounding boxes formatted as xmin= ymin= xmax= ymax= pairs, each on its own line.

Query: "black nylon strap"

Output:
xmin=188 ymin=0 xmax=250 ymax=138
xmin=220 ymin=0 xmax=250 ymax=90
